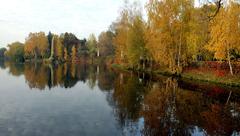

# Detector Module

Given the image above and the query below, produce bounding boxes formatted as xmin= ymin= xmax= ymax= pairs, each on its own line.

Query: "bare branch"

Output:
xmin=208 ymin=0 xmax=223 ymax=20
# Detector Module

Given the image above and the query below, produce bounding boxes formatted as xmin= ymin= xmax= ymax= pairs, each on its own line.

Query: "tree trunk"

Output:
xmin=226 ymin=91 xmax=232 ymax=105
xmin=178 ymin=22 xmax=182 ymax=69
xmin=97 ymin=49 xmax=100 ymax=57
xmin=120 ymin=51 xmax=123 ymax=59
xmin=227 ymin=47 xmax=233 ymax=75
xmin=49 ymin=36 xmax=55 ymax=60
xmin=177 ymin=42 xmax=181 ymax=68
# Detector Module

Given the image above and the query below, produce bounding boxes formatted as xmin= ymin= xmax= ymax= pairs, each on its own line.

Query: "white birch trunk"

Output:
xmin=49 ymin=36 xmax=55 ymax=60
xmin=227 ymin=46 xmax=233 ymax=75
xmin=97 ymin=49 xmax=100 ymax=57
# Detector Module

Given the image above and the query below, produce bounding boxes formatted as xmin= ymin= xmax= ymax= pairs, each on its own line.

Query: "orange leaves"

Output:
xmin=24 ymin=32 xmax=48 ymax=59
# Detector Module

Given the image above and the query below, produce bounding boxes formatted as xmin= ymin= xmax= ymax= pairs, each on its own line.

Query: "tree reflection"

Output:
xmin=5 ymin=61 xmax=24 ymax=76
xmin=2 ymin=61 xmax=240 ymax=135
xmin=200 ymin=102 xmax=240 ymax=135
xmin=141 ymin=77 xmax=240 ymax=136
xmin=97 ymin=65 xmax=115 ymax=91
xmin=2 ymin=62 xmax=116 ymax=91
xmin=87 ymin=65 xmax=97 ymax=89
xmin=24 ymin=63 xmax=49 ymax=90
xmin=0 ymin=60 xmax=6 ymax=69
xmin=112 ymin=72 xmax=147 ymax=131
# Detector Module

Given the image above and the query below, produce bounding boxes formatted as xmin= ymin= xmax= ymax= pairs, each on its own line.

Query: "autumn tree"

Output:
xmin=4 ymin=42 xmax=24 ymax=62
xmin=113 ymin=2 xmax=130 ymax=64
xmin=55 ymin=36 xmax=64 ymax=61
xmin=126 ymin=14 xmax=147 ymax=68
xmin=98 ymin=31 xmax=115 ymax=57
xmin=87 ymin=34 xmax=97 ymax=61
xmin=206 ymin=2 xmax=240 ymax=75
xmin=24 ymin=32 xmax=48 ymax=60
xmin=146 ymin=0 xmax=178 ymax=72
xmin=185 ymin=5 xmax=215 ymax=61
xmin=113 ymin=1 xmax=148 ymax=68
xmin=146 ymin=0 xmax=195 ymax=73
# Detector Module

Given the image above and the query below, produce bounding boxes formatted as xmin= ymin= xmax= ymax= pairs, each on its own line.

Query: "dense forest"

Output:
xmin=0 ymin=0 xmax=240 ymax=77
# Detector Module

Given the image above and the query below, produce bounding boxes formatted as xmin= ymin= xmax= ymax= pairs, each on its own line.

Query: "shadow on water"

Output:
xmin=0 ymin=60 xmax=240 ymax=136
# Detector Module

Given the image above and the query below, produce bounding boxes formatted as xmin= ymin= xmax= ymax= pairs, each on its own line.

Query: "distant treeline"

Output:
xmin=0 ymin=31 xmax=115 ymax=63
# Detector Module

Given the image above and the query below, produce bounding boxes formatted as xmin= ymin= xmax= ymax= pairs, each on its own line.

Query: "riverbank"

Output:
xmin=111 ymin=63 xmax=240 ymax=87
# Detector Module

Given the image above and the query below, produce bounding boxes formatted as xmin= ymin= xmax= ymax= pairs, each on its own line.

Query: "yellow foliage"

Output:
xmin=24 ymin=32 xmax=48 ymax=59
xmin=207 ymin=3 xmax=240 ymax=60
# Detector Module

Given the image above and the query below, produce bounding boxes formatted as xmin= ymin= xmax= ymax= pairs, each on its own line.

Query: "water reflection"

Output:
xmin=0 ymin=61 xmax=115 ymax=91
xmin=0 ymin=60 xmax=240 ymax=136
xmin=141 ymin=78 xmax=240 ymax=136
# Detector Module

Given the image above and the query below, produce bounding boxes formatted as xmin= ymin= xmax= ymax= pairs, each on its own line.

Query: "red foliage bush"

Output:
xmin=185 ymin=61 xmax=240 ymax=75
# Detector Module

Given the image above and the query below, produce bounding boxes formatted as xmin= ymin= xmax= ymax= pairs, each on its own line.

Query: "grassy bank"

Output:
xmin=111 ymin=63 xmax=240 ymax=87
xmin=182 ymin=70 xmax=240 ymax=87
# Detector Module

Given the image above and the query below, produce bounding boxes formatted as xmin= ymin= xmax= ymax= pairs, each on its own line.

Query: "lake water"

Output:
xmin=0 ymin=61 xmax=240 ymax=136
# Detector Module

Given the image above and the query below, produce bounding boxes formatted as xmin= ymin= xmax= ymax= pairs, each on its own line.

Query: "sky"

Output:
xmin=0 ymin=0 xmax=148 ymax=47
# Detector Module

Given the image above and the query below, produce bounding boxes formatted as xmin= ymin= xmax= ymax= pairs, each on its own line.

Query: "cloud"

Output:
xmin=0 ymin=0 xmax=148 ymax=47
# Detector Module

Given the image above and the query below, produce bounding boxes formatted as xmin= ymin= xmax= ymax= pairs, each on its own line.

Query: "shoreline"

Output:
xmin=111 ymin=63 xmax=240 ymax=87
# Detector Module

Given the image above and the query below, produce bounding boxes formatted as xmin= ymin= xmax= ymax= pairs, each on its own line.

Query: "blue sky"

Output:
xmin=0 ymin=0 xmax=147 ymax=47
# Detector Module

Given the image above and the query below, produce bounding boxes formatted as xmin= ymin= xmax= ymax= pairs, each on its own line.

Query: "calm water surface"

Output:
xmin=0 ymin=61 xmax=240 ymax=136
